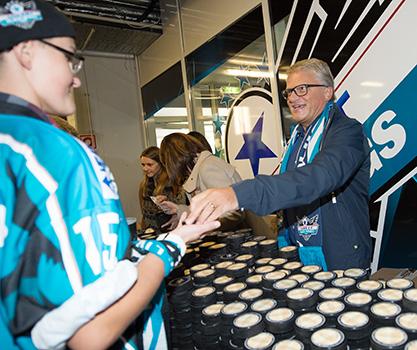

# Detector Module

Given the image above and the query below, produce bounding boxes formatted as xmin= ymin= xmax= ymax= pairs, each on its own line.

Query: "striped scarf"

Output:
xmin=280 ymin=101 xmax=333 ymax=173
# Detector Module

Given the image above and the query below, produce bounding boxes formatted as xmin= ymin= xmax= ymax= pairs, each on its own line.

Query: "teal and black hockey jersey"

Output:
xmin=0 ymin=93 xmax=134 ymax=349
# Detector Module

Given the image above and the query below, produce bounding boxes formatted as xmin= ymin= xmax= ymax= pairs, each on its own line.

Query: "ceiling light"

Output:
xmin=224 ymin=69 xmax=272 ymax=78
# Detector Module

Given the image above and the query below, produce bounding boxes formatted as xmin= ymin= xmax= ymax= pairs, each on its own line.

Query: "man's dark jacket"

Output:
xmin=233 ymin=105 xmax=371 ymax=270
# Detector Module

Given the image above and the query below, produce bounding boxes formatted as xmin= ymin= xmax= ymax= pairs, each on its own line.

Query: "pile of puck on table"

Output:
xmin=162 ymin=229 xmax=417 ymax=350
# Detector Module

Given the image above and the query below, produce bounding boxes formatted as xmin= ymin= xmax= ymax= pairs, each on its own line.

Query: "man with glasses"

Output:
xmin=187 ymin=58 xmax=371 ymax=271
xmin=0 ymin=1 xmax=219 ymax=349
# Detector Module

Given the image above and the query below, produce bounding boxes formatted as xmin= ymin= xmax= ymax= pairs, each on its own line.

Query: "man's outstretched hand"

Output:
xmin=185 ymin=187 xmax=239 ymax=225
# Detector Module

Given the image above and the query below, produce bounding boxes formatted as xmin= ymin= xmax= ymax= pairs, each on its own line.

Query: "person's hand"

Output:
xmin=159 ymin=200 xmax=178 ymax=215
xmin=185 ymin=187 xmax=239 ymax=225
xmin=161 ymin=214 xmax=179 ymax=230
xmin=170 ymin=212 xmax=220 ymax=244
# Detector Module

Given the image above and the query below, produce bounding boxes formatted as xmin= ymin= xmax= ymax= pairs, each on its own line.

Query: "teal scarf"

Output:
xmin=278 ymin=101 xmax=334 ymax=270
xmin=280 ymin=101 xmax=333 ymax=174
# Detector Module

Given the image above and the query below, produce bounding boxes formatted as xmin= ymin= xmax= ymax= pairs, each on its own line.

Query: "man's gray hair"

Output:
xmin=288 ymin=58 xmax=334 ymax=90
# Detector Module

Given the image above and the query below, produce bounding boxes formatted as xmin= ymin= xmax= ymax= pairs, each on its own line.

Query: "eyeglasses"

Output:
xmin=281 ymin=84 xmax=327 ymax=100
xmin=39 ymin=39 xmax=85 ymax=74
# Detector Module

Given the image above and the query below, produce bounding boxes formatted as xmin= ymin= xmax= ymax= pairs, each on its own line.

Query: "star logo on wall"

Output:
xmin=235 ymin=112 xmax=277 ymax=176
xmin=220 ymin=93 xmax=234 ymax=108
xmin=213 ymin=114 xmax=223 ymax=134
xmin=235 ymin=65 xmax=251 ymax=89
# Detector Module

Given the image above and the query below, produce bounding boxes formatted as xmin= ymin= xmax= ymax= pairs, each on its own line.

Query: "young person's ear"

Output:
xmin=12 ymin=41 xmax=35 ymax=70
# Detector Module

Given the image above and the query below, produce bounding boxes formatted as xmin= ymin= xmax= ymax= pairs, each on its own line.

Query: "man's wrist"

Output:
xmin=230 ymin=183 xmax=244 ymax=210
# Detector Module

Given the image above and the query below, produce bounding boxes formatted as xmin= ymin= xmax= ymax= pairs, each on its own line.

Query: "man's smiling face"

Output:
xmin=286 ymin=69 xmax=333 ymax=129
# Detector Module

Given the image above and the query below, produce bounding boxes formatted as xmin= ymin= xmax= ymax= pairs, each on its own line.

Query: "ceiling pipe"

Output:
xmin=80 ymin=27 xmax=95 ymax=51
xmin=48 ymin=0 xmax=161 ymax=25
xmin=93 ymin=0 xmax=157 ymax=9
xmin=61 ymin=10 xmax=162 ymax=31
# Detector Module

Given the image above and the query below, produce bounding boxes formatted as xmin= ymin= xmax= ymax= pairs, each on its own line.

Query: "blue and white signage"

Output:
xmin=225 ymin=88 xmax=284 ymax=179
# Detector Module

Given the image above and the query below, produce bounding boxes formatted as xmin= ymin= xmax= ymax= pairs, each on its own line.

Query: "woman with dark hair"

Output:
xmin=159 ymin=133 xmax=245 ymax=231
xmin=188 ymin=130 xmax=212 ymax=153
xmin=139 ymin=146 xmax=185 ymax=231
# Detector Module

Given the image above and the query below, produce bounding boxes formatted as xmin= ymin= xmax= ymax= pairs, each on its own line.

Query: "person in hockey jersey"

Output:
xmin=0 ymin=1 xmax=220 ymax=349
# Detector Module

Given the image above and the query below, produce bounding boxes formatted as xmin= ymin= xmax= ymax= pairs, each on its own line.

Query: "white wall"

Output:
xmin=139 ymin=0 xmax=261 ymax=86
xmin=181 ymin=0 xmax=261 ymax=55
xmin=75 ymin=54 xmax=145 ymax=220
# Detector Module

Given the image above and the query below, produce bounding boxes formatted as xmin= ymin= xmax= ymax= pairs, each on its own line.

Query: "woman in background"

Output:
xmin=139 ymin=146 xmax=185 ymax=231
xmin=159 ymin=133 xmax=245 ymax=231
xmin=188 ymin=130 xmax=212 ymax=153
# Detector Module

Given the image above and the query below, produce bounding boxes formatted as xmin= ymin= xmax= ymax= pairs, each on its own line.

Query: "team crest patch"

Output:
xmin=0 ymin=1 xmax=42 ymax=29
xmin=296 ymin=215 xmax=319 ymax=241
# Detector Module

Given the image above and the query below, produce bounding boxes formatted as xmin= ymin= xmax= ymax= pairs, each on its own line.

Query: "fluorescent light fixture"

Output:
xmin=228 ymin=58 xmax=264 ymax=66
xmin=154 ymin=107 xmax=229 ymax=118
xmin=225 ymin=69 xmax=272 ymax=78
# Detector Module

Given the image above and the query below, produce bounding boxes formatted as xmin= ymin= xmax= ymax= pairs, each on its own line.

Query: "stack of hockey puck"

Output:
xmin=191 ymin=286 xmax=217 ymax=332
xmin=227 ymin=232 xmax=249 ymax=253
xmin=265 ymin=307 xmax=296 ymax=340
xmin=223 ymin=282 xmax=248 ymax=303
xmin=227 ymin=262 xmax=250 ymax=282
xmin=167 ymin=276 xmax=194 ymax=349
xmin=165 ymin=230 xmax=269 ymax=349
xmin=240 ymin=241 xmax=260 ymax=257
xmin=193 ymin=303 xmax=224 ymax=350
xmin=220 ymin=301 xmax=249 ymax=348
xmin=231 ymin=312 xmax=265 ymax=348
xmin=259 ymin=239 xmax=279 ymax=258
xmin=278 ymin=246 xmax=299 ymax=261
xmin=337 ymin=310 xmax=371 ymax=349
xmin=164 ymin=227 xmax=417 ymax=350
xmin=198 ymin=241 xmax=217 ymax=259
xmin=208 ymin=243 xmax=228 ymax=263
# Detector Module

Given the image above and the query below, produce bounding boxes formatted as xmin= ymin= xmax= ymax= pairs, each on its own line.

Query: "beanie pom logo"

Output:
xmin=0 ymin=1 xmax=42 ymax=29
